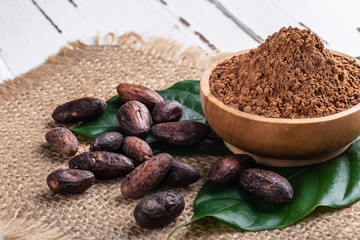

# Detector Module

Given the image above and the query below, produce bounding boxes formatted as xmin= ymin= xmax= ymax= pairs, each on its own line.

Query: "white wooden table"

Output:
xmin=1 ymin=0 xmax=360 ymax=82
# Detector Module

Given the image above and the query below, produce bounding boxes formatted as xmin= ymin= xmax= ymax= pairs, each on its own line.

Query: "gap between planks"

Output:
xmin=31 ymin=0 xmax=62 ymax=33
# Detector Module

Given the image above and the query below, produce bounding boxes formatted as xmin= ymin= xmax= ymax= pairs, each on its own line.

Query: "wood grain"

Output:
xmin=0 ymin=0 xmax=66 ymax=80
xmin=164 ymin=0 xmax=259 ymax=50
xmin=0 ymin=0 xmax=360 ymax=83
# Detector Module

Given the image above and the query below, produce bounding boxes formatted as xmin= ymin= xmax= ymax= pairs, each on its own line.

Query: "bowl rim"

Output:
xmin=201 ymin=49 xmax=360 ymax=124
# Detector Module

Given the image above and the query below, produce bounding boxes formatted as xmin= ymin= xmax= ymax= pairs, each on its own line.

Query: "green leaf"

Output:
xmin=157 ymin=80 xmax=204 ymax=120
xmin=70 ymin=80 xmax=231 ymax=156
xmin=171 ymin=140 xmax=360 ymax=235
xmin=70 ymin=96 xmax=123 ymax=139
xmin=357 ymin=56 xmax=360 ymax=60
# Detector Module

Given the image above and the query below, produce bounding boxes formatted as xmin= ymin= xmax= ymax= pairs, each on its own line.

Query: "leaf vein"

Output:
xmin=198 ymin=201 xmax=243 ymax=217
xmin=342 ymin=153 xmax=351 ymax=200
xmin=286 ymin=167 xmax=310 ymax=180
xmin=311 ymin=170 xmax=318 ymax=206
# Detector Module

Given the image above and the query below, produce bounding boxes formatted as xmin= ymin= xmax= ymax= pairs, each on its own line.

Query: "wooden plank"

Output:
xmin=208 ymin=0 xmax=264 ymax=43
xmin=0 ymin=0 xmax=66 ymax=80
xmin=1 ymin=0 xmax=213 ymax=82
xmin=216 ymin=0 xmax=303 ymax=41
xmin=0 ymin=57 xmax=14 ymax=81
xmin=73 ymin=0 xmax=210 ymax=48
xmin=1 ymin=0 xmax=222 ymax=82
xmin=162 ymin=0 xmax=259 ymax=51
xmin=35 ymin=0 xmax=98 ymax=44
xmin=2 ymin=0 xmax=359 ymax=84
xmin=214 ymin=0 xmax=360 ymax=56
xmin=31 ymin=0 xmax=62 ymax=34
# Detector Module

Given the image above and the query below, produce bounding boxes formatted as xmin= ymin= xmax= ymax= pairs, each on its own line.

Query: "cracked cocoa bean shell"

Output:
xmin=46 ymin=169 xmax=95 ymax=194
xmin=116 ymin=83 xmax=164 ymax=109
xmin=45 ymin=127 xmax=79 ymax=157
xmin=239 ymin=168 xmax=293 ymax=204
xmin=122 ymin=136 xmax=153 ymax=163
xmin=162 ymin=159 xmax=200 ymax=187
xmin=68 ymin=151 xmax=134 ymax=179
xmin=121 ymin=153 xmax=172 ymax=199
xmin=52 ymin=97 xmax=107 ymax=124
xmin=90 ymin=132 xmax=124 ymax=152
xmin=152 ymin=100 xmax=183 ymax=123
xmin=117 ymin=100 xmax=151 ymax=137
xmin=208 ymin=154 xmax=255 ymax=186
xmin=134 ymin=191 xmax=185 ymax=229
xmin=150 ymin=121 xmax=211 ymax=146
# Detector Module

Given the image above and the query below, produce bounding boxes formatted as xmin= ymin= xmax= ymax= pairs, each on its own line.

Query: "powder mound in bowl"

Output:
xmin=209 ymin=26 xmax=360 ymax=118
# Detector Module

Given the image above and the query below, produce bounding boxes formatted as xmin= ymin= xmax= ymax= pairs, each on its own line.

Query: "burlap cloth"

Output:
xmin=1 ymin=32 xmax=360 ymax=240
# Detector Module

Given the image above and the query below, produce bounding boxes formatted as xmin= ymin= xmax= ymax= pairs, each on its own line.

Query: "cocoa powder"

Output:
xmin=209 ymin=27 xmax=360 ymax=118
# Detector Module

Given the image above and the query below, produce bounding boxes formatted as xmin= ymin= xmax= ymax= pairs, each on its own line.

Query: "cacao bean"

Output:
xmin=134 ymin=191 xmax=185 ymax=229
xmin=68 ymin=151 xmax=134 ymax=179
xmin=46 ymin=169 xmax=95 ymax=194
xmin=121 ymin=153 xmax=172 ymax=199
xmin=52 ymin=97 xmax=107 ymax=124
xmin=152 ymin=100 xmax=183 ymax=123
xmin=122 ymin=136 xmax=153 ymax=163
xmin=45 ymin=127 xmax=79 ymax=157
xmin=90 ymin=132 xmax=124 ymax=152
xmin=163 ymin=159 xmax=200 ymax=187
xmin=208 ymin=154 xmax=255 ymax=186
xmin=117 ymin=83 xmax=163 ymax=109
xmin=239 ymin=168 xmax=293 ymax=204
xmin=117 ymin=100 xmax=151 ymax=137
xmin=150 ymin=121 xmax=211 ymax=146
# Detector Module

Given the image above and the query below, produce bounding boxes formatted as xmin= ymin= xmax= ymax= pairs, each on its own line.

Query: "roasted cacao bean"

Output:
xmin=208 ymin=154 xmax=255 ymax=186
xmin=134 ymin=191 xmax=185 ymax=229
xmin=52 ymin=97 xmax=107 ymax=124
xmin=117 ymin=100 xmax=151 ymax=137
xmin=117 ymin=83 xmax=164 ymax=109
xmin=122 ymin=136 xmax=153 ymax=163
xmin=239 ymin=168 xmax=293 ymax=204
xmin=90 ymin=132 xmax=124 ymax=152
xmin=163 ymin=159 xmax=200 ymax=187
xmin=152 ymin=100 xmax=183 ymax=123
xmin=45 ymin=127 xmax=79 ymax=157
xmin=68 ymin=151 xmax=134 ymax=179
xmin=46 ymin=169 xmax=95 ymax=194
xmin=121 ymin=153 xmax=172 ymax=199
xmin=150 ymin=121 xmax=211 ymax=146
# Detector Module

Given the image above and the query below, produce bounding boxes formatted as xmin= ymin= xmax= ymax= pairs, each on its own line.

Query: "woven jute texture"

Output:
xmin=1 ymin=32 xmax=360 ymax=240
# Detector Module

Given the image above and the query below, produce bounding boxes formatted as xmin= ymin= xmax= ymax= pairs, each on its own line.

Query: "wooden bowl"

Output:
xmin=201 ymin=49 xmax=360 ymax=167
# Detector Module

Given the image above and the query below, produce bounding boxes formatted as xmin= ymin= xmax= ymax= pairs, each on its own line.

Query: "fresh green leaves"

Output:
xmin=70 ymin=80 xmax=231 ymax=156
xmin=170 ymin=139 xmax=360 ymax=235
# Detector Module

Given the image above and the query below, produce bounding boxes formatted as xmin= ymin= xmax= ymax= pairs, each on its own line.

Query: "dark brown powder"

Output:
xmin=209 ymin=27 xmax=360 ymax=118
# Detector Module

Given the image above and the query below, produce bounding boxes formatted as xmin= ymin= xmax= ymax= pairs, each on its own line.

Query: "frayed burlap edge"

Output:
xmin=0 ymin=32 xmax=225 ymax=101
xmin=0 ymin=209 xmax=68 ymax=240
xmin=0 ymin=32 xmax=223 ymax=240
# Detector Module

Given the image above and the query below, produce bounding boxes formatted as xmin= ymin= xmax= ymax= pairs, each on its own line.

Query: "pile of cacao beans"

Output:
xmin=45 ymin=83 xmax=209 ymax=229
xmin=45 ymin=83 xmax=294 ymax=229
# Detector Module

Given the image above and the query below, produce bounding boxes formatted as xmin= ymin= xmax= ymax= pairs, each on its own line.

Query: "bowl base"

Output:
xmin=224 ymin=142 xmax=350 ymax=167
